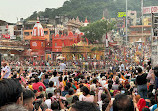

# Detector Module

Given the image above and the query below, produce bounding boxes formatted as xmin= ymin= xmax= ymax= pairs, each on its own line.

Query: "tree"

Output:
xmin=26 ymin=0 xmax=158 ymax=22
xmin=80 ymin=19 xmax=115 ymax=43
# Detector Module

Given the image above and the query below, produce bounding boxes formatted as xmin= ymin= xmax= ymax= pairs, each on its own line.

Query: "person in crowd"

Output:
xmin=36 ymin=94 xmax=48 ymax=111
xmin=51 ymin=101 xmax=59 ymax=111
xmin=71 ymin=96 xmax=79 ymax=105
xmin=2 ymin=59 xmax=158 ymax=111
xmin=136 ymin=67 xmax=148 ymax=99
xmin=0 ymin=104 xmax=28 ymax=111
xmin=0 ymin=79 xmax=23 ymax=108
xmin=62 ymin=86 xmax=69 ymax=97
xmin=45 ymin=93 xmax=52 ymax=109
xmin=23 ymin=89 xmax=35 ymax=111
xmin=112 ymin=78 xmax=119 ymax=90
xmin=154 ymin=66 xmax=158 ymax=89
xmin=97 ymin=93 xmax=107 ymax=111
xmin=65 ymin=89 xmax=74 ymax=104
xmin=112 ymin=94 xmax=134 ymax=111
xmin=32 ymin=77 xmax=46 ymax=92
xmin=1 ymin=62 xmax=11 ymax=79
xmin=59 ymin=61 xmax=66 ymax=73
xmin=70 ymin=101 xmax=99 ymax=111
xmin=80 ymin=86 xmax=94 ymax=102
xmin=49 ymin=70 xmax=59 ymax=87
xmin=147 ymin=65 xmax=155 ymax=92
xmin=43 ymin=74 xmax=49 ymax=88
xmin=59 ymin=76 xmax=64 ymax=91
xmin=46 ymin=81 xmax=56 ymax=95
xmin=39 ymin=86 xmax=46 ymax=96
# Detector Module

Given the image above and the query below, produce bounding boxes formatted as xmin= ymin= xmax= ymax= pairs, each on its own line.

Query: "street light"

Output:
xmin=126 ymin=0 xmax=128 ymax=45
xmin=141 ymin=0 xmax=144 ymax=41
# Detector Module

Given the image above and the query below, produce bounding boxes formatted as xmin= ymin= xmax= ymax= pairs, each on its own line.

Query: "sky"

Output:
xmin=0 ymin=0 xmax=67 ymax=23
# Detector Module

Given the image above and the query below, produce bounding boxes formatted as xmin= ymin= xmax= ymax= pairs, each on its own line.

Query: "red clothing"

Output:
xmin=32 ymin=82 xmax=46 ymax=92
xmin=137 ymin=98 xmax=148 ymax=111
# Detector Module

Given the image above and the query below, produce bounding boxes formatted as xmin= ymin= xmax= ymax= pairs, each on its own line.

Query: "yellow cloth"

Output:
xmin=121 ymin=75 xmax=126 ymax=80
xmin=63 ymin=81 xmax=66 ymax=86
xmin=28 ymin=85 xmax=33 ymax=90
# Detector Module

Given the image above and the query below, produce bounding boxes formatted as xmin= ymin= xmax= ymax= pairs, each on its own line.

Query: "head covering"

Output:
xmin=135 ymin=95 xmax=141 ymax=103
xmin=137 ymin=98 xmax=148 ymax=111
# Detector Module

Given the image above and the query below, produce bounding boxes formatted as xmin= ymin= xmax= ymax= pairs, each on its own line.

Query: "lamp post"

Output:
xmin=141 ymin=0 xmax=144 ymax=64
xmin=141 ymin=0 xmax=144 ymax=41
xmin=126 ymin=0 xmax=128 ymax=46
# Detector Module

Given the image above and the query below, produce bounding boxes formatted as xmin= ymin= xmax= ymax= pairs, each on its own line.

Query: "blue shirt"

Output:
xmin=151 ymin=104 xmax=157 ymax=111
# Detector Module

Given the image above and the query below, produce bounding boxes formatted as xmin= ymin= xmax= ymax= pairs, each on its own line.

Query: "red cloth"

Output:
xmin=32 ymin=82 xmax=46 ymax=92
xmin=137 ymin=98 xmax=148 ymax=111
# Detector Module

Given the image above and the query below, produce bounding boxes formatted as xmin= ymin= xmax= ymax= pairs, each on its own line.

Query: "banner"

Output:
xmin=143 ymin=6 xmax=158 ymax=14
xmin=2 ymin=34 xmax=10 ymax=39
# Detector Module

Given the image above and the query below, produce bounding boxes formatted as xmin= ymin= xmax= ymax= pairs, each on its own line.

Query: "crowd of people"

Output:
xmin=0 ymin=60 xmax=158 ymax=111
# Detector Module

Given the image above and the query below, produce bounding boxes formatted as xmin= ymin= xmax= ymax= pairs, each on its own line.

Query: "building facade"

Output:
xmin=128 ymin=25 xmax=151 ymax=43
xmin=23 ymin=28 xmax=50 ymax=41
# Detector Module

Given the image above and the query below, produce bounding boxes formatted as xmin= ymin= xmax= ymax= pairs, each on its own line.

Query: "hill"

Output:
xmin=26 ymin=0 xmax=158 ymax=22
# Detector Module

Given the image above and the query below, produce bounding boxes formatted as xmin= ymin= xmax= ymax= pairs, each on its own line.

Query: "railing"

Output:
xmin=9 ymin=65 xmax=110 ymax=71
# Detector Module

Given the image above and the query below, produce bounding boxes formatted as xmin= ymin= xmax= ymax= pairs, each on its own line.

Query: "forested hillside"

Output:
xmin=26 ymin=0 xmax=158 ymax=22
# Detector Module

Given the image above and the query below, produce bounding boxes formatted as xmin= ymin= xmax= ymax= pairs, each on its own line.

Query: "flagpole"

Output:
xmin=141 ymin=0 xmax=144 ymax=41
xmin=126 ymin=0 xmax=128 ymax=45
xmin=141 ymin=0 xmax=144 ymax=62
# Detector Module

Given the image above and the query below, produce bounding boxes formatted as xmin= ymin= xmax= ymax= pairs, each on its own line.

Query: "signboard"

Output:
xmin=118 ymin=12 xmax=126 ymax=17
xmin=2 ymin=34 xmax=10 ymax=39
xmin=143 ymin=6 xmax=158 ymax=14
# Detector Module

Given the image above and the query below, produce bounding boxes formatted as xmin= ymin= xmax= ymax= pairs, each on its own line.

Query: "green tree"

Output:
xmin=80 ymin=19 xmax=115 ymax=43
xmin=26 ymin=0 xmax=158 ymax=22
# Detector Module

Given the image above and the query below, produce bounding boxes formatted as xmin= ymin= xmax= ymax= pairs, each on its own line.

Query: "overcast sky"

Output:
xmin=0 ymin=0 xmax=67 ymax=23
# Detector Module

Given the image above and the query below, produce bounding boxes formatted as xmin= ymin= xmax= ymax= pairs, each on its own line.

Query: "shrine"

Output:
xmin=29 ymin=19 xmax=46 ymax=61
xmin=62 ymin=41 xmax=105 ymax=61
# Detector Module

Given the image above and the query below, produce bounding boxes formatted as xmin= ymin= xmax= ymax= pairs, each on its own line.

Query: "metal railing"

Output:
xmin=9 ymin=65 xmax=110 ymax=71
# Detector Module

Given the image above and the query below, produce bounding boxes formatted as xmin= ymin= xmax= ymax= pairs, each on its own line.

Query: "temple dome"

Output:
xmin=32 ymin=20 xmax=44 ymax=37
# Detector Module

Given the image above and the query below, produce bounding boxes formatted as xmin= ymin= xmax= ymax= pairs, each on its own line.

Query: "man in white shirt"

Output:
xmin=100 ymin=77 xmax=106 ymax=86
xmin=59 ymin=61 xmax=66 ymax=72
xmin=49 ymin=71 xmax=59 ymax=87
xmin=45 ymin=93 xmax=52 ymax=109
xmin=1 ymin=62 xmax=10 ymax=79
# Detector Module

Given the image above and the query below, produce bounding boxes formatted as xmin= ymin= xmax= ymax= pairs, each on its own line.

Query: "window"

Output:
xmin=24 ymin=32 xmax=29 ymax=36
xmin=131 ymin=13 xmax=135 ymax=15
xmin=50 ymin=30 xmax=55 ymax=34
xmin=44 ymin=31 xmax=48 ymax=35
xmin=62 ymin=43 xmax=64 ymax=47
xmin=59 ymin=31 xmax=62 ymax=35
xmin=55 ymin=43 xmax=57 ymax=46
